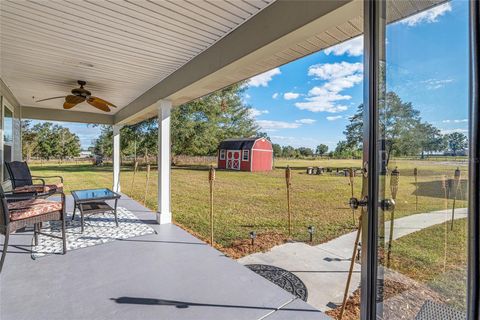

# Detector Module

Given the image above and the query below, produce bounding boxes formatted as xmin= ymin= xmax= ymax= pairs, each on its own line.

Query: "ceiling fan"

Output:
xmin=35 ymin=80 xmax=117 ymax=112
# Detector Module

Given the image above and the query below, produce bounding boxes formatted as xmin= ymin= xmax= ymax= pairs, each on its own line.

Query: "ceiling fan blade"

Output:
xmin=35 ymin=96 xmax=66 ymax=102
xmin=87 ymin=98 xmax=111 ymax=112
xmin=88 ymin=96 xmax=117 ymax=108
xmin=65 ymin=95 xmax=85 ymax=104
xmin=63 ymin=101 xmax=79 ymax=109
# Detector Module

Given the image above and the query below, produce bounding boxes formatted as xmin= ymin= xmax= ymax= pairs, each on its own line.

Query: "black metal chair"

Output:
xmin=0 ymin=187 xmax=67 ymax=273
xmin=415 ymin=300 xmax=466 ymax=320
xmin=5 ymin=161 xmax=63 ymax=197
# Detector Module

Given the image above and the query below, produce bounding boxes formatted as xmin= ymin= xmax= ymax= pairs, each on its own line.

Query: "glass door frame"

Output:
xmin=361 ymin=1 xmax=480 ymax=319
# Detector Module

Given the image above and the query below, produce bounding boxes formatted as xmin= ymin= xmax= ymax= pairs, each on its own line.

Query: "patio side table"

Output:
xmin=71 ymin=188 xmax=121 ymax=233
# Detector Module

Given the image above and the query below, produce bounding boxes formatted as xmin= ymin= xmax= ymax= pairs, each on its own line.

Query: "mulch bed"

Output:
xmin=326 ymin=270 xmax=446 ymax=320
xmin=174 ymin=221 xmax=288 ymax=259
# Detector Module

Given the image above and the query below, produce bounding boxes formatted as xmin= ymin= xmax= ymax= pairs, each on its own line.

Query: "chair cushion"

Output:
xmin=8 ymin=199 xmax=63 ymax=221
xmin=14 ymin=183 xmax=63 ymax=194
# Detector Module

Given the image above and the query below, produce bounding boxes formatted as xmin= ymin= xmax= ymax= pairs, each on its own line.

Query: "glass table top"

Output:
xmin=71 ymin=188 xmax=120 ymax=201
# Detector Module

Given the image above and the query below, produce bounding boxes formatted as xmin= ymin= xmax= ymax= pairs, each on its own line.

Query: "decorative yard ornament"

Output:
xmin=249 ymin=231 xmax=256 ymax=246
xmin=413 ymin=168 xmax=418 ymax=211
xmin=307 ymin=225 xmax=315 ymax=243
xmin=386 ymin=167 xmax=400 ymax=268
xmin=143 ymin=164 xmax=151 ymax=206
xmin=451 ymin=168 xmax=461 ymax=230
xmin=285 ymin=165 xmax=292 ymax=236
xmin=209 ymin=165 xmax=216 ymax=246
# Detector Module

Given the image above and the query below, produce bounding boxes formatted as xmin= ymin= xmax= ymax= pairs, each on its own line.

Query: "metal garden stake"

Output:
xmin=285 ymin=165 xmax=292 ymax=237
xmin=386 ymin=167 xmax=399 ymax=268
xmin=451 ymin=168 xmax=461 ymax=230
xmin=209 ymin=166 xmax=216 ymax=246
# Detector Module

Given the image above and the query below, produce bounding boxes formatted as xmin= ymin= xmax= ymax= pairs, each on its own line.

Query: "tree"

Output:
xmin=272 ymin=143 xmax=282 ymax=158
xmin=296 ymin=147 xmax=314 ymax=157
xmin=446 ymin=132 xmax=468 ymax=156
xmin=282 ymin=145 xmax=297 ymax=158
xmin=316 ymin=144 xmax=328 ymax=156
xmin=22 ymin=122 xmax=81 ymax=160
xmin=342 ymin=92 xmax=441 ymax=164
xmin=171 ymin=83 xmax=261 ymax=156
xmin=416 ymin=123 xmax=446 ymax=157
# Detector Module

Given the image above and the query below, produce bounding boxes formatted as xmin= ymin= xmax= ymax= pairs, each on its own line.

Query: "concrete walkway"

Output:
xmin=238 ymin=208 xmax=468 ymax=312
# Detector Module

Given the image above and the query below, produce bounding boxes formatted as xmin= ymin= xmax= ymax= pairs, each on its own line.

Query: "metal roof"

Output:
xmin=218 ymin=138 xmax=262 ymax=150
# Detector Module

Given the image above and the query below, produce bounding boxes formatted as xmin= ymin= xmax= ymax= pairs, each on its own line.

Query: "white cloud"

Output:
xmin=295 ymin=118 xmax=316 ymax=124
xmin=422 ymin=78 xmax=454 ymax=90
xmin=400 ymin=3 xmax=452 ymax=26
xmin=326 ymin=115 xmax=343 ymax=121
xmin=284 ymin=92 xmax=300 ymax=100
xmin=272 ymin=93 xmax=279 ymax=99
xmin=244 ymin=93 xmax=251 ymax=99
xmin=248 ymin=68 xmax=281 ymax=87
xmin=256 ymin=120 xmax=302 ymax=131
xmin=441 ymin=128 xmax=468 ymax=134
xmin=324 ymin=36 xmax=363 ymax=57
xmin=270 ymin=135 xmax=320 ymax=149
xmin=249 ymin=108 xmax=269 ymax=118
xmin=256 ymin=118 xmax=316 ymax=131
xmin=295 ymin=62 xmax=363 ymax=113
xmin=442 ymin=119 xmax=468 ymax=124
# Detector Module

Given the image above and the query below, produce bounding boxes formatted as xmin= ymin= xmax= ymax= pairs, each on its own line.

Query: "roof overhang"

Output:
xmin=1 ymin=0 xmax=445 ymax=125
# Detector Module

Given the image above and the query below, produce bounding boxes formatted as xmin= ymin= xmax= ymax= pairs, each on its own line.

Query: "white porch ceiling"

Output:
xmin=0 ymin=0 xmax=274 ymax=114
xmin=0 ymin=0 xmax=446 ymax=124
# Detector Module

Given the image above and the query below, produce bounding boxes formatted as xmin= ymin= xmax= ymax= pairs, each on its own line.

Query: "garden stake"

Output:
xmin=386 ymin=167 xmax=399 ymax=268
xmin=339 ymin=212 xmax=363 ymax=320
xmin=130 ymin=161 xmax=139 ymax=194
xmin=143 ymin=164 xmax=150 ymax=206
xmin=451 ymin=168 xmax=461 ymax=230
xmin=414 ymin=168 xmax=418 ymax=212
xmin=441 ymin=174 xmax=448 ymax=272
xmin=285 ymin=166 xmax=292 ymax=237
xmin=209 ymin=166 xmax=216 ymax=246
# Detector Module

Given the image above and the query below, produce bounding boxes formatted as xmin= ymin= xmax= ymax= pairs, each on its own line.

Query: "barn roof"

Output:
xmin=218 ymin=138 xmax=261 ymax=150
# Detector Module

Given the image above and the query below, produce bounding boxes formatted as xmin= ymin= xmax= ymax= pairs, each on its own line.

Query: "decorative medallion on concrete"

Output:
xmin=31 ymin=207 xmax=156 ymax=259
xmin=245 ymin=264 xmax=308 ymax=301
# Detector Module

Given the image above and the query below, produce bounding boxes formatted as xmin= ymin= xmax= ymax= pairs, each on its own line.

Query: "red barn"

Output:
xmin=217 ymin=138 xmax=273 ymax=172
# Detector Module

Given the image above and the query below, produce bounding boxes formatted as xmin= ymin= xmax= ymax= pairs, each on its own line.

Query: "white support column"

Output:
xmin=157 ymin=100 xmax=172 ymax=224
xmin=112 ymin=124 xmax=123 ymax=193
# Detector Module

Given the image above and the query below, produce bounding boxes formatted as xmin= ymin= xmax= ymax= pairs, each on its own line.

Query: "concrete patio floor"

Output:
xmin=0 ymin=195 xmax=329 ymax=320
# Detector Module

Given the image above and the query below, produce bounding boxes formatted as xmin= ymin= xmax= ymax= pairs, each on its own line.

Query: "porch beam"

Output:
xmin=112 ymin=124 xmax=123 ymax=193
xmin=156 ymin=100 xmax=172 ymax=224
xmin=21 ymin=106 xmax=114 ymax=125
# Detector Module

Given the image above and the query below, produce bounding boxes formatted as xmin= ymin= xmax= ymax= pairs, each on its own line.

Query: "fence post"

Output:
xmin=130 ymin=161 xmax=139 ymax=194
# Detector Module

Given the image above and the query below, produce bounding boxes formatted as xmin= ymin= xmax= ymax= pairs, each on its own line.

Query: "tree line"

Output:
xmin=22 ymin=121 xmax=81 ymax=160
xmin=93 ymin=83 xmax=264 ymax=162
xmin=333 ymin=92 xmax=468 ymax=164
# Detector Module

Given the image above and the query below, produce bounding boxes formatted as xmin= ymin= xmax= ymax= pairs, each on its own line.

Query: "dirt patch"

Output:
xmin=174 ymin=222 xmax=287 ymax=259
xmin=326 ymin=270 xmax=445 ymax=320
xmin=221 ymin=232 xmax=288 ymax=259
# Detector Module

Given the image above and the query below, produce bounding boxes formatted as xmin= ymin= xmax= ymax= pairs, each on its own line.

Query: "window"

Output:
xmin=242 ymin=150 xmax=249 ymax=161
xmin=219 ymin=149 xmax=226 ymax=160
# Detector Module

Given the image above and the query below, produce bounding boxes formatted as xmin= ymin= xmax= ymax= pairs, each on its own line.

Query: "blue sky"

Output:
xmin=31 ymin=1 xmax=469 ymax=151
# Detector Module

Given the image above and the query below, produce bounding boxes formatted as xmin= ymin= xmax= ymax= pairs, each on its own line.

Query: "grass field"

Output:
xmin=28 ymin=157 xmax=468 ymax=248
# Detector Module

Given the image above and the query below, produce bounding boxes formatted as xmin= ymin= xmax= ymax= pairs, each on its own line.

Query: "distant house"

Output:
xmin=217 ymin=137 xmax=273 ymax=172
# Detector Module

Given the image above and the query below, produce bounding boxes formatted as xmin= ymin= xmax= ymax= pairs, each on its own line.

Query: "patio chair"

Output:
xmin=415 ymin=300 xmax=465 ymax=320
xmin=5 ymin=161 xmax=64 ymax=196
xmin=0 ymin=187 xmax=67 ymax=273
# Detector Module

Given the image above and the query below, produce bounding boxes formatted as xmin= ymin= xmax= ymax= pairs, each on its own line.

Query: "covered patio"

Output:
xmin=1 ymin=194 xmax=326 ymax=320
xmin=0 ymin=0 xmax=449 ymax=319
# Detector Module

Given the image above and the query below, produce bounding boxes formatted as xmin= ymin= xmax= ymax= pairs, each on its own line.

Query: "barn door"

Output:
xmin=226 ymin=150 xmax=240 ymax=170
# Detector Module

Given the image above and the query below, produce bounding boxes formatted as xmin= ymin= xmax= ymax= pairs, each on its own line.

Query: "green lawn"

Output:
xmin=388 ymin=218 xmax=468 ymax=310
xmin=29 ymin=157 xmax=468 ymax=248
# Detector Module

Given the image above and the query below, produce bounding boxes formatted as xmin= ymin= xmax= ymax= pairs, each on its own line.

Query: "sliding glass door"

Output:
xmin=362 ymin=0 xmax=478 ymax=319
